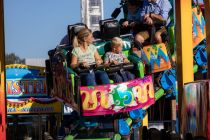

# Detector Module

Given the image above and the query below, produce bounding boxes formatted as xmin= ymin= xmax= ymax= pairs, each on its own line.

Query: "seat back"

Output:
xmin=68 ymin=23 xmax=87 ymax=45
xmin=99 ymin=19 xmax=120 ymax=41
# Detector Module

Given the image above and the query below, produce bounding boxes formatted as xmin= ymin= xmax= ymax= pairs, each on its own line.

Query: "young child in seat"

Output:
xmin=104 ymin=37 xmax=135 ymax=83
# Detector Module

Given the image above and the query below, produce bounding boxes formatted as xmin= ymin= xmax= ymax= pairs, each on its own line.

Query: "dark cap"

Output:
xmin=127 ymin=0 xmax=141 ymax=5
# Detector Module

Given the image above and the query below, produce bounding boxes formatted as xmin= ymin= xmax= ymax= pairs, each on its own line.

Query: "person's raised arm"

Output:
xmin=150 ymin=13 xmax=164 ymax=21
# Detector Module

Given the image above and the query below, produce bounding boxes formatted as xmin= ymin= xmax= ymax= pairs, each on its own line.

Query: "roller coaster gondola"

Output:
xmin=45 ymin=0 xmax=207 ymax=139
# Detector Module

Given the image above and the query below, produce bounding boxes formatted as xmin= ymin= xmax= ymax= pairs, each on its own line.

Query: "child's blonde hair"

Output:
xmin=111 ymin=37 xmax=123 ymax=48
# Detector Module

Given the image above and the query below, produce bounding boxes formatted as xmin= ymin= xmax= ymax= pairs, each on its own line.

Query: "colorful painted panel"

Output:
xmin=142 ymin=43 xmax=171 ymax=73
xmin=181 ymin=81 xmax=209 ymax=137
xmin=192 ymin=7 xmax=206 ymax=48
xmin=80 ymin=75 xmax=155 ymax=116
xmin=7 ymin=97 xmax=62 ymax=114
xmin=6 ymin=64 xmax=47 ymax=98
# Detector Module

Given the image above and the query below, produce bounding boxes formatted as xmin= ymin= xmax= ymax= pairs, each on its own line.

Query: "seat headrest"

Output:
xmin=68 ymin=23 xmax=87 ymax=45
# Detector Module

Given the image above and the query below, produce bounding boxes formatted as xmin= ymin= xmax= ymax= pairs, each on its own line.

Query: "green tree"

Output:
xmin=5 ymin=53 xmax=25 ymax=65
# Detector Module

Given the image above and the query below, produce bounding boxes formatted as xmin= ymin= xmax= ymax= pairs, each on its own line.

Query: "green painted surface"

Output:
xmin=155 ymin=88 xmax=165 ymax=100
xmin=64 ymin=135 xmax=111 ymax=140
xmin=113 ymin=134 xmax=121 ymax=140
xmin=74 ymin=138 xmax=111 ymax=140
xmin=193 ymin=64 xmax=198 ymax=73
xmin=128 ymin=55 xmax=144 ymax=78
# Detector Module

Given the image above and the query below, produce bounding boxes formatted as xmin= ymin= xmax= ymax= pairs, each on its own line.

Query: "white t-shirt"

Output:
xmin=71 ymin=44 xmax=97 ymax=65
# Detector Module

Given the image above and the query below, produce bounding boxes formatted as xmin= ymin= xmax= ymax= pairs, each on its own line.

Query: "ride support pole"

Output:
xmin=204 ymin=0 xmax=210 ymax=139
xmin=204 ymin=0 xmax=210 ymax=78
xmin=0 ymin=0 xmax=7 ymax=139
xmin=175 ymin=0 xmax=194 ymax=135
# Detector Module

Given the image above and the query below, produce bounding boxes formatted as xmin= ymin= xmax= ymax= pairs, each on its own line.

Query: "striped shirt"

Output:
xmin=140 ymin=0 xmax=172 ymax=26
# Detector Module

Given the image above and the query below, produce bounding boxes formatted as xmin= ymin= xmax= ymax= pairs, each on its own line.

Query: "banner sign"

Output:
xmin=7 ymin=97 xmax=61 ymax=114
xmin=80 ymin=75 xmax=155 ymax=116
xmin=6 ymin=78 xmax=47 ymax=98
xmin=6 ymin=65 xmax=48 ymax=98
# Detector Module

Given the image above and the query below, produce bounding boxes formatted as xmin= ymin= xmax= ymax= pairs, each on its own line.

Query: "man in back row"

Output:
xmin=134 ymin=0 xmax=172 ymax=44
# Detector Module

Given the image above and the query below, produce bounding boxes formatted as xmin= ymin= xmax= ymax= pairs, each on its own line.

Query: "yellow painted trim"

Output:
xmin=6 ymin=64 xmax=46 ymax=76
xmin=7 ymin=98 xmax=62 ymax=115
xmin=6 ymin=64 xmax=45 ymax=70
xmin=142 ymin=112 xmax=148 ymax=127
xmin=176 ymin=0 xmax=194 ymax=85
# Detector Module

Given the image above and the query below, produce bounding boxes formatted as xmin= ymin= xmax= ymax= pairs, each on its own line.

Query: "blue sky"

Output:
xmin=4 ymin=0 xmax=204 ymax=59
xmin=4 ymin=0 xmax=121 ymax=59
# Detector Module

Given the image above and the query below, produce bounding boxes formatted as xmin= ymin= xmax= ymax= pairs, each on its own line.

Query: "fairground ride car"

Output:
xmin=45 ymin=0 xmax=207 ymax=139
